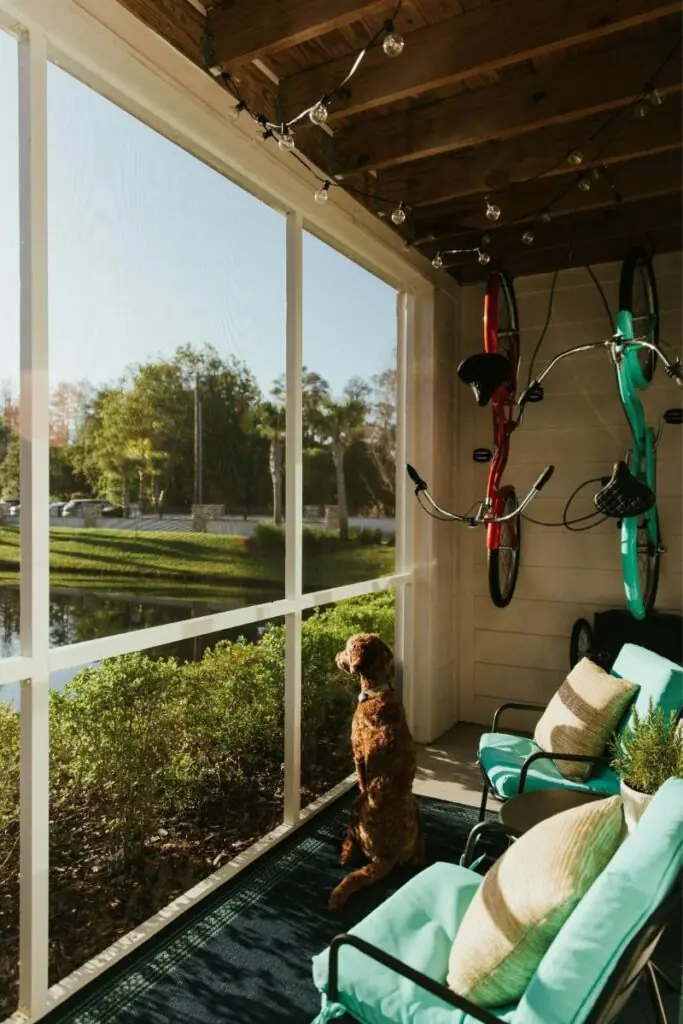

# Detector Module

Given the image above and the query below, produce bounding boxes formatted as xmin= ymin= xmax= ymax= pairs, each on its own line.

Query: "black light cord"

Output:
xmin=584 ymin=264 xmax=614 ymax=331
xmin=523 ymin=476 xmax=608 ymax=531
xmin=526 ymin=269 xmax=559 ymax=390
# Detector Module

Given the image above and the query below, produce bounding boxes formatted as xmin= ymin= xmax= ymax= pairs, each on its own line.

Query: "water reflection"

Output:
xmin=0 ymin=585 xmax=280 ymax=705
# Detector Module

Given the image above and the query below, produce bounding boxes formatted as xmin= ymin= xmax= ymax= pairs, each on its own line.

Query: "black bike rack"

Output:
xmin=524 ymin=383 xmax=545 ymax=403
xmin=473 ymin=448 xmax=492 ymax=463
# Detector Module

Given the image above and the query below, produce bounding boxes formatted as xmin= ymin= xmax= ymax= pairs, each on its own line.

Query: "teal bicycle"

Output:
xmin=515 ymin=249 xmax=682 ymax=619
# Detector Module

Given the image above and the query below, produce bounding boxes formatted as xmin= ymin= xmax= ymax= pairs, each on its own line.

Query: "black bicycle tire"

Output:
xmin=569 ymin=618 xmax=594 ymax=669
xmin=618 ymin=248 xmax=660 ymax=383
xmin=487 ymin=490 xmax=521 ymax=608
xmin=494 ymin=273 xmax=520 ymax=386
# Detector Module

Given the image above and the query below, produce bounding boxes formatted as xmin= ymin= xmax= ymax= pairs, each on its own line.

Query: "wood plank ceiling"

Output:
xmin=117 ymin=0 xmax=682 ymax=280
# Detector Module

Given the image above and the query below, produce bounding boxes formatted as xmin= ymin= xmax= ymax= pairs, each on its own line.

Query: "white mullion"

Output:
xmin=284 ymin=211 xmax=303 ymax=826
xmin=0 ymin=656 xmax=33 ymax=689
xmin=18 ymin=25 xmax=50 ymax=1019
xmin=394 ymin=292 xmax=409 ymax=699
xmin=299 ymin=572 xmax=409 ymax=612
xmin=399 ymin=292 xmax=419 ymax=732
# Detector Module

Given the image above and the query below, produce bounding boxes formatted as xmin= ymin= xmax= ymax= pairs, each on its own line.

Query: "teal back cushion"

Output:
xmin=612 ymin=644 xmax=682 ymax=731
xmin=513 ymin=777 xmax=683 ymax=1024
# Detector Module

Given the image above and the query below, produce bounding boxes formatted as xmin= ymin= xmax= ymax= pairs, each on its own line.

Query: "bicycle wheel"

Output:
xmin=569 ymin=618 xmax=594 ymax=669
xmin=618 ymin=248 xmax=659 ymax=383
xmin=484 ymin=273 xmax=520 ymax=388
xmin=488 ymin=489 xmax=521 ymax=607
xmin=637 ymin=511 xmax=660 ymax=615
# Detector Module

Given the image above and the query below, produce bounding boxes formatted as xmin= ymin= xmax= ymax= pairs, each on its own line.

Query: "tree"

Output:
xmin=312 ymin=385 xmax=368 ymax=540
xmin=257 ymin=400 xmax=286 ymax=524
xmin=366 ymin=362 xmax=397 ymax=510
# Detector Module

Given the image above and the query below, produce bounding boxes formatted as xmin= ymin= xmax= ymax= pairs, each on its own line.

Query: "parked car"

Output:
xmin=100 ymin=504 xmax=124 ymax=518
xmin=49 ymin=502 xmax=65 ymax=517
xmin=62 ymin=499 xmax=107 ymax=517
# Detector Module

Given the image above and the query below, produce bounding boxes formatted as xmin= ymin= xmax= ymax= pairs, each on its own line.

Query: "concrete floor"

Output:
xmin=414 ymin=722 xmax=486 ymax=809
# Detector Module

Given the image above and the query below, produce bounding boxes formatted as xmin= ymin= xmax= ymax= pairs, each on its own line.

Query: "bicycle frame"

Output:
xmin=614 ymin=309 xmax=660 ymax=620
xmin=483 ymin=278 xmax=519 ymax=553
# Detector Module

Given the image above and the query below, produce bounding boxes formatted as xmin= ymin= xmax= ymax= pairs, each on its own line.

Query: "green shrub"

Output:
xmin=246 ymin=520 xmax=285 ymax=556
xmin=610 ymin=699 xmax=683 ymax=794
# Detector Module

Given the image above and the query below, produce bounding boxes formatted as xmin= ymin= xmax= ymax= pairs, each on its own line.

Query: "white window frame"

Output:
xmin=0 ymin=1 xmax=447 ymax=1018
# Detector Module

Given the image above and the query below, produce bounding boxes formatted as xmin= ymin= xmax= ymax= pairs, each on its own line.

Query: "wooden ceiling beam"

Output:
xmin=375 ymin=94 xmax=683 ymax=208
xmin=434 ymin=194 xmax=682 ymax=266
xmin=412 ymin=148 xmax=683 ymax=241
xmin=208 ymin=0 xmax=391 ymax=67
xmin=331 ymin=29 xmax=682 ymax=173
xmin=115 ymin=0 xmax=205 ymax=65
xmin=456 ymin=225 xmax=682 ymax=281
xmin=281 ymin=0 xmax=679 ymax=121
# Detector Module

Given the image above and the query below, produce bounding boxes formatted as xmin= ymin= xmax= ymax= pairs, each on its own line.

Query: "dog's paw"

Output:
xmin=328 ymin=885 xmax=347 ymax=913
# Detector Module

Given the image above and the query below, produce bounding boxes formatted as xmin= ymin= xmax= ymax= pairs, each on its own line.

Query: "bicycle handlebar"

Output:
xmin=407 ymin=463 xmax=554 ymax=525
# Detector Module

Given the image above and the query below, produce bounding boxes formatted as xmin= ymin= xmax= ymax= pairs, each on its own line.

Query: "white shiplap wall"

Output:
xmin=455 ymin=252 xmax=683 ymax=727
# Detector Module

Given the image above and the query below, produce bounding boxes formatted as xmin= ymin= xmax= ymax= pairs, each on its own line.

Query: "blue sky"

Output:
xmin=0 ymin=31 xmax=396 ymax=402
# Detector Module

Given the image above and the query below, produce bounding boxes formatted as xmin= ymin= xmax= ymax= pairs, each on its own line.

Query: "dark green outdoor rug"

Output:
xmin=45 ymin=792 xmax=680 ymax=1024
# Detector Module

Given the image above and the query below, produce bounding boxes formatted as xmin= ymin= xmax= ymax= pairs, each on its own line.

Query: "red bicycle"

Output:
xmin=457 ymin=272 xmax=522 ymax=606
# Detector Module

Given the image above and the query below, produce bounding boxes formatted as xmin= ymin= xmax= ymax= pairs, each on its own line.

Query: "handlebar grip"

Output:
xmin=534 ymin=465 xmax=555 ymax=491
xmin=406 ymin=464 xmax=427 ymax=491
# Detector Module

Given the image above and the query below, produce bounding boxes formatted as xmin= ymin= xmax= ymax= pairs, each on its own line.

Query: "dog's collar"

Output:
xmin=358 ymin=683 xmax=393 ymax=703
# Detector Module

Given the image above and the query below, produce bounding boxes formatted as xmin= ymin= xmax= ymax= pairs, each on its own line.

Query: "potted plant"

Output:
xmin=610 ymin=699 xmax=683 ymax=833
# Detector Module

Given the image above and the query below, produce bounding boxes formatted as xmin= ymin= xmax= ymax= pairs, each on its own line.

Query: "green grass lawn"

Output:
xmin=0 ymin=526 xmax=394 ymax=594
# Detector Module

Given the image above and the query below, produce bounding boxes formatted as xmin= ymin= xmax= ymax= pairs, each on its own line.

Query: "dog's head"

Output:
xmin=335 ymin=633 xmax=394 ymax=687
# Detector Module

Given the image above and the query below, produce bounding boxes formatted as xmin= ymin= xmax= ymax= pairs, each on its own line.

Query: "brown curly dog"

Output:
xmin=328 ymin=633 xmax=424 ymax=912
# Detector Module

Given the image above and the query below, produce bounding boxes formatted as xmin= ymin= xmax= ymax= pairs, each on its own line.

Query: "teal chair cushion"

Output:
xmin=478 ymin=732 xmax=620 ymax=800
xmin=514 ymin=777 xmax=683 ymax=1024
xmin=612 ymin=644 xmax=683 ymax=731
xmin=311 ymin=862 xmax=517 ymax=1024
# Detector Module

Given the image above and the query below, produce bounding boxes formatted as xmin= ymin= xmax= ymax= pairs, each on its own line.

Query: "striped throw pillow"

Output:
xmin=447 ymin=795 xmax=624 ymax=1007
xmin=533 ymin=657 xmax=638 ymax=781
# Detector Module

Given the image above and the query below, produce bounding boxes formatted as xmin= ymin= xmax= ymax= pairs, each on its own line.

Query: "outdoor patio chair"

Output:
xmin=477 ymin=643 xmax=682 ymax=822
xmin=311 ymin=777 xmax=682 ymax=1024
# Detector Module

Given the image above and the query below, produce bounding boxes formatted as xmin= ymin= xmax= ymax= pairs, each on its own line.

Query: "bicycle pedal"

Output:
xmin=473 ymin=448 xmax=493 ymax=463
xmin=663 ymin=408 xmax=683 ymax=425
xmin=658 ymin=544 xmax=667 ymax=555
xmin=525 ymin=383 xmax=544 ymax=403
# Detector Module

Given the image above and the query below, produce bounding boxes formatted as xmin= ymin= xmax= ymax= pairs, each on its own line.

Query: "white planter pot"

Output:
xmin=620 ymin=781 xmax=653 ymax=834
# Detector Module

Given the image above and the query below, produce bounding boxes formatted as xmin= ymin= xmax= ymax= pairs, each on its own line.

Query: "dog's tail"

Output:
xmin=328 ymin=857 xmax=396 ymax=912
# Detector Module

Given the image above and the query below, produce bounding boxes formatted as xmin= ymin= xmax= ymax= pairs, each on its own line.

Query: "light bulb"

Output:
xmin=383 ymin=30 xmax=405 ymax=57
xmin=391 ymin=202 xmax=407 ymax=226
xmin=538 ymin=211 xmax=552 ymax=224
xmin=567 ymin=150 xmax=584 ymax=166
xmin=481 ymin=233 xmax=492 ymax=245
xmin=309 ymin=101 xmax=329 ymax=126
xmin=278 ymin=131 xmax=296 ymax=151
xmin=633 ymin=101 xmax=649 ymax=119
xmin=431 ymin=254 xmax=444 ymax=269
xmin=522 ymin=231 xmax=534 ymax=245
xmin=590 ymin=166 xmax=602 ymax=181
xmin=485 ymin=199 xmax=501 ymax=222
xmin=227 ymin=100 xmax=246 ymax=122
xmin=577 ymin=177 xmax=591 ymax=192
xmin=649 ymin=89 xmax=664 ymax=106
xmin=314 ymin=181 xmax=330 ymax=204
xmin=478 ymin=251 xmax=491 ymax=265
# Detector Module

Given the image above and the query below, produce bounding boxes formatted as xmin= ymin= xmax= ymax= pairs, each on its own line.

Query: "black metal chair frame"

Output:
xmin=327 ymin=875 xmax=681 ymax=1024
xmin=477 ymin=700 xmax=612 ymax=823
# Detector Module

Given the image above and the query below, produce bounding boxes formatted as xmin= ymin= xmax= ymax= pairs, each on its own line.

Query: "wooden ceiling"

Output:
xmin=117 ymin=0 xmax=682 ymax=280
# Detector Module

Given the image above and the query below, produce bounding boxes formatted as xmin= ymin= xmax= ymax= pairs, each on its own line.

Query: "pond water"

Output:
xmin=0 ymin=584 xmax=281 ymax=707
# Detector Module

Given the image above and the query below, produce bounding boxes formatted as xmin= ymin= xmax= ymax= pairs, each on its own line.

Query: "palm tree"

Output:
xmin=257 ymin=400 xmax=286 ymax=524
xmin=314 ymin=392 xmax=367 ymax=540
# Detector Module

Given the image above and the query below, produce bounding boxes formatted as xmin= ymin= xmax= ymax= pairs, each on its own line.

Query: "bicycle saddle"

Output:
xmin=594 ymin=461 xmax=656 ymax=518
xmin=457 ymin=352 xmax=513 ymax=407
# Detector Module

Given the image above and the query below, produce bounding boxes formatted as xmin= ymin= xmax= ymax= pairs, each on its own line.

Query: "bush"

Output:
xmin=246 ymin=520 xmax=285 ymax=556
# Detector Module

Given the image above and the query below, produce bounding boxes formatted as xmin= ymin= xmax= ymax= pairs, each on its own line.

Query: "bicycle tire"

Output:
xmin=485 ymin=272 xmax=520 ymax=387
xmin=487 ymin=490 xmax=521 ymax=608
xmin=638 ymin=511 xmax=661 ymax=616
xmin=569 ymin=618 xmax=594 ymax=669
xmin=618 ymin=248 xmax=659 ymax=383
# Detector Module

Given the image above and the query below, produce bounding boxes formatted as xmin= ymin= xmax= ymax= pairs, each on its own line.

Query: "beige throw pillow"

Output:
xmin=447 ymin=795 xmax=623 ymax=1007
xmin=533 ymin=657 xmax=637 ymax=781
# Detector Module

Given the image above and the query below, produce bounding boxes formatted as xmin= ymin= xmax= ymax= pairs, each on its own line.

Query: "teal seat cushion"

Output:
xmin=311 ymin=862 xmax=517 ymax=1024
xmin=514 ymin=777 xmax=683 ymax=1024
xmin=612 ymin=644 xmax=683 ymax=731
xmin=478 ymin=732 xmax=620 ymax=799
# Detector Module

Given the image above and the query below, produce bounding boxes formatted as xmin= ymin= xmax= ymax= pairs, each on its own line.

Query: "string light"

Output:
xmin=633 ymin=101 xmax=649 ymax=119
xmin=278 ymin=128 xmax=296 ymax=151
xmin=522 ymin=230 xmax=535 ymax=245
xmin=481 ymin=233 xmax=492 ymax=245
xmin=314 ymin=181 xmax=331 ymax=204
xmin=577 ymin=177 xmax=592 ymax=192
xmin=382 ymin=21 xmax=405 ymax=57
xmin=431 ymin=253 xmax=444 ymax=269
xmin=567 ymin=150 xmax=584 ymax=166
xmin=391 ymin=201 xmax=407 ymax=226
xmin=538 ymin=211 xmax=552 ymax=224
xmin=227 ymin=99 xmax=247 ymax=122
xmin=430 ymin=246 xmax=490 ymax=270
xmin=485 ymin=198 xmax=502 ymax=222
xmin=309 ymin=100 xmax=330 ymax=126
xmin=648 ymin=88 xmax=664 ymax=106
xmin=478 ymin=251 xmax=491 ymax=265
